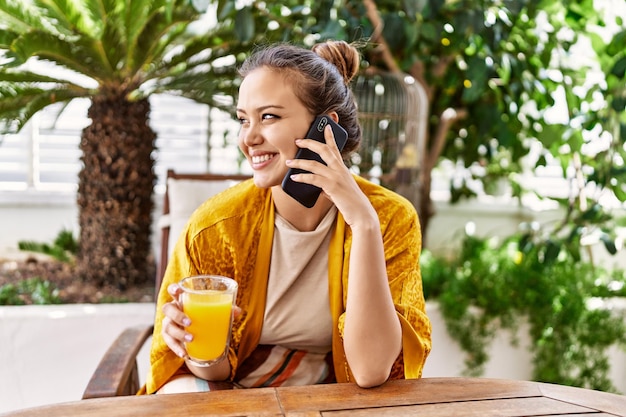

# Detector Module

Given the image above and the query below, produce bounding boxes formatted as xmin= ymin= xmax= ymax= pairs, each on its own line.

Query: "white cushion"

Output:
xmin=163 ymin=177 xmax=241 ymax=259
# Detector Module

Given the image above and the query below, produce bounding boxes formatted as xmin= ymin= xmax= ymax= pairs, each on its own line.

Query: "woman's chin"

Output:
xmin=252 ymin=174 xmax=282 ymax=189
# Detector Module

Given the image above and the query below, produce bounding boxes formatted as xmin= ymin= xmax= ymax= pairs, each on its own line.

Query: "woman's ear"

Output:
xmin=327 ymin=111 xmax=339 ymax=123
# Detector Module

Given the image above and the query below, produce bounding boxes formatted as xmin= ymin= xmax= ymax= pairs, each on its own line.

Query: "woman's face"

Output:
xmin=236 ymin=67 xmax=315 ymax=189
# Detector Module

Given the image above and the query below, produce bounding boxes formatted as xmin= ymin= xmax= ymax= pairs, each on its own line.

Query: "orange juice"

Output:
xmin=182 ymin=290 xmax=233 ymax=362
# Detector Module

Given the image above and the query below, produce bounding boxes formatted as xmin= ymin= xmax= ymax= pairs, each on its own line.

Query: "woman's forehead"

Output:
xmin=237 ymin=68 xmax=299 ymax=109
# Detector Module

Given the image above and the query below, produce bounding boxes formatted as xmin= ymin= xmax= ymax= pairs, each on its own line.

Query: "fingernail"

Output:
xmin=184 ymin=333 xmax=193 ymax=342
xmin=285 ymin=159 xmax=293 ymax=165
xmin=183 ymin=317 xmax=191 ymax=327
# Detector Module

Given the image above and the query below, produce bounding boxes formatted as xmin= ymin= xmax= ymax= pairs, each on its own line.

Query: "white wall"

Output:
xmin=0 ymin=303 xmax=155 ymax=414
xmin=428 ymin=198 xmax=626 ymax=270
xmin=0 ymin=191 xmax=164 ymax=268
xmin=0 ymin=192 xmax=79 ymax=249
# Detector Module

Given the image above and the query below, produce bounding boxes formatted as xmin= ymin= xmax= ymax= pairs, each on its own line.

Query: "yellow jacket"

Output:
xmin=143 ymin=176 xmax=431 ymax=394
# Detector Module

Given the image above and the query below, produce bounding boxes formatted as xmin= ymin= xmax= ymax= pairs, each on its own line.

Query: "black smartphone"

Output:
xmin=281 ymin=115 xmax=349 ymax=208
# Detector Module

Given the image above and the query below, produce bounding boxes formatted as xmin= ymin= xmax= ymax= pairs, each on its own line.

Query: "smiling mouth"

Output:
xmin=251 ymin=154 xmax=275 ymax=164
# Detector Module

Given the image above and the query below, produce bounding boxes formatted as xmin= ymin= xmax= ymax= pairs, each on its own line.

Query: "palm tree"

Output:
xmin=0 ymin=0 xmax=245 ymax=288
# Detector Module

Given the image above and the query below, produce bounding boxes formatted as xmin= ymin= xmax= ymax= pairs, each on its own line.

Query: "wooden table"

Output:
xmin=4 ymin=377 xmax=626 ymax=416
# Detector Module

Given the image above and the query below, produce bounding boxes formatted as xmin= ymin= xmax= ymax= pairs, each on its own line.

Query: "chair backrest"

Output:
xmin=156 ymin=169 xmax=250 ymax=291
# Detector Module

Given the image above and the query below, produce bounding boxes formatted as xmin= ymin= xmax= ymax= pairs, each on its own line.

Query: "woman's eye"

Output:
xmin=237 ymin=117 xmax=248 ymax=125
xmin=262 ymin=114 xmax=278 ymax=121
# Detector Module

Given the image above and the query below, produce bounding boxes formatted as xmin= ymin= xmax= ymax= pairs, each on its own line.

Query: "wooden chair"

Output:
xmin=155 ymin=170 xmax=250 ymax=292
xmin=82 ymin=170 xmax=249 ymax=399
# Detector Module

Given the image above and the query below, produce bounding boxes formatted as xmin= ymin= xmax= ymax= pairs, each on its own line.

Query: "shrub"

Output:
xmin=422 ymin=232 xmax=626 ymax=392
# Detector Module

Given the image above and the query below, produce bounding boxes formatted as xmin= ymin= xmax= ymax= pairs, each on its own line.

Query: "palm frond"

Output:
xmin=35 ymin=0 xmax=104 ymax=38
xmin=0 ymin=85 xmax=87 ymax=133
xmin=99 ymin=17 xmax=127 ymax=74
xmin=149 ymin=66 xmax=239 ymax=109
xmin=156 ymin=0 xmax=191 ymax=21
xmin=128 ymin=6 xmax=199 ymax=74
xmin=0 ymin=30 xmax=18 ymax=48
xmin=0 ymin=68 xmax=88 ymax=84
xmin=95 ymin=1 xmax=184 ymax=79
xmin=0 ymin=50 xmax=25 ymax=68
xmin=154 ymin=27 xmax=231 ymax=71
xmin=145 ymin=22 xmax=245 ymax=81
xmin=125 ymin=0 xmax=157 ymax=45
xmin=83 ymin=0 xmax=121 ymax=25
xmin=0 ymin=0 xmax=50 ymax=33
xmin=12 ymin=31 xmax=114 ymax=81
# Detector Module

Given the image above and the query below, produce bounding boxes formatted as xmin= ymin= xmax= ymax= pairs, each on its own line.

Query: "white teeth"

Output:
xmin=252 ymin=154 xmax=273 ymax=164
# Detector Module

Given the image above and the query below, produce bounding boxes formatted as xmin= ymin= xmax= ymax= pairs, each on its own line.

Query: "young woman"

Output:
xmin=143 ymin=40 xmax=431 ymax=394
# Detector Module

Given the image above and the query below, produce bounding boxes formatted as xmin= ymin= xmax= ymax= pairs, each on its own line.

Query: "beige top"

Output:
xmin=258 ymin=206 xmax=336 ymax=354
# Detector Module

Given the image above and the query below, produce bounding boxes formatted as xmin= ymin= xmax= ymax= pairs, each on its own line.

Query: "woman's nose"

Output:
xmin=241 ymin=123 xmax=263 ymax=147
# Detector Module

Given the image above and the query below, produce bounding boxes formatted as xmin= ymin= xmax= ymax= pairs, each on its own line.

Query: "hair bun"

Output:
xmin=312 ymin=40 xmax=360 ymax=84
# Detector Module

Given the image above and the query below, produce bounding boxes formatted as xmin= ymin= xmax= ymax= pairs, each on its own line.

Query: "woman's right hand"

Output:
xmin=161 ymin=283 xmax=243 ymax=359
xmin=161 ymin=283 xmax=192 ymax=358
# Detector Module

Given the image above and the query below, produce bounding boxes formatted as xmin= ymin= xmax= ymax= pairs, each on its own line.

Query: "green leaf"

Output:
xmin=462 ymin=56 xmax=488 ymax=103
xmin=382 ymin=13 xmax=407 ymax=50
xmin=498 ymin=53 xmax=511 ymax=84
xmin=0 ymin=283 xmax=24 ymax=305
xmin=317 ymin=19 xmax=346 ymax=41
xmin=610 ymin=56 xmax=626 ymax=78
xmin=611 ymin=95 xmax=626 ymax=113
xmin=0 ymin=28 xmax=17 ymax=47
xmin=535 ymin=123 xmax=567 ymax=150
xmin=131 ymin=5 xmax=198 ymax=75
xmin=12 ymin=30 xmax=112 ymax=79
xmin=0 ymin=0 xmax=49 ymax=33
xmin=612 ymin=181 xmax=626 ymax=202
xmin=403 ymin=0 xmax=426 ymax=18
xmin=0 ymin=68 xmax=77 ymax=83
xmin=234 ymin=6 xmax=254 ymax=43
xmin=217 ymin=0 xmax=235 ymax=20
xmin=419 ymin=21 xmax=437 ymax=42
xmin=581 ymin=204 xmax=602 ymax=222
xmin=606 ymin=29 xmax=626 ymax=57
xmin=600 ymin=233 xmax=617 ymax=255
xmin=544 ymin=240 xmax=560 ymax=264
xmin=36 ymin=0 xmax=102 ymax=38
xmin=0 ymin=86 xmax=86 ymax=134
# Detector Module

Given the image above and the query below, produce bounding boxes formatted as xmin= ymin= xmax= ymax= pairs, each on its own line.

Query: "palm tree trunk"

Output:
xmin=77 ymin=92 xmax=156 ymax=289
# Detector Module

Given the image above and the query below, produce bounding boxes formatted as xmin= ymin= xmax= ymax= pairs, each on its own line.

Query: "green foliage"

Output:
xmin=422 ymin=231 xmax=626 ymax=392
xmin=98 ymin=294 xmax=131 ymax=304
xmin=17 ymin=229 xmax=78 ymax=263
xmin=438 ymin=1 xmax=626 ymax=240
xmin=0 ymin=0 xmax=251 ymax=133
xmin=0 ymin=277 xmax=61 ymax=305
xmin=0 ymin=283 xmax=21 ymax=305
xmin=200 ymin=1 xmax=625 ymax=255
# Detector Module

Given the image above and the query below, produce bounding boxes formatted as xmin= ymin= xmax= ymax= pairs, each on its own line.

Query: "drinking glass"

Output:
xmin=179 ymin=275 xmax=238 ymax=366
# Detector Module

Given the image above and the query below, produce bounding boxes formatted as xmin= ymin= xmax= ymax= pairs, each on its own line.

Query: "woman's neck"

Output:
xmin=271 ymin=186 xmax=335 ymax=232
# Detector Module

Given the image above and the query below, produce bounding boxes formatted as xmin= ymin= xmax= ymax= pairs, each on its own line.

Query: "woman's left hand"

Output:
xmin=286 ymin=124 xmax=377 ymax=228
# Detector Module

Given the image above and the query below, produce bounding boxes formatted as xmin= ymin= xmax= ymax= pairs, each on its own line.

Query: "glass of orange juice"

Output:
xmin=179 ymin=275 xmax=238 ymax=367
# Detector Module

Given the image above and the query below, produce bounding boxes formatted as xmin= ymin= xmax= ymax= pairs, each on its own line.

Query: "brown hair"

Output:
xmin=238 ymin=41 xmax=362 ymax=156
